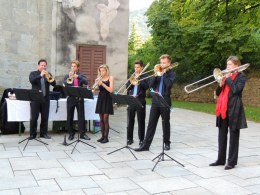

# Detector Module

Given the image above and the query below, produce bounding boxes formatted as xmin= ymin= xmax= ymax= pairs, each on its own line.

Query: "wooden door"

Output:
xmin=76 ymin=44 xmax=106 ymax=87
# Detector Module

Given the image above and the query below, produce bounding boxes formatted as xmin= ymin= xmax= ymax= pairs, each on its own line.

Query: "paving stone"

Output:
xmin=83 ymin=187 xmax=104 ymax=194
xmin=36 ymin=151 xmax=69 ymax=160
xmin=137 ymin=177 xmax=197 ymax=194
xmin=60 ymin=161 xmax=102 ymax=176
xmin=195 ymin=178 xmax=251 ymax=194
xmin=171 ymin=187 xmax=214 ymax=195
xmin=231 ymin=165 xmax=260 ymax=179
xmin=10 ymin=157 xmax=61 ymax=171
xmin=32 ymin=167 xmax=70 ymax=180
xmin=56 ymin=176 xmax=98 ymax=191
xmin=0 ymin=189 xmax=20 ymax=195
xmin=0 ymin=159 xmax=14 ymax=178
xmin=0 ymin=150 xmax=22 ymax=158
xmin=0 ymin=176 xmax=37 ymax=191
xmin=95 ymin=178 xmax=139 ymax=193
xmin=101 ymin=166 xmax=140 ymax=179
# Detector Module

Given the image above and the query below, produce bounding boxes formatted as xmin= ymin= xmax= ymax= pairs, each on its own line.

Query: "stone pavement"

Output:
xmin=0 ymin=106 xmax=260 ymax=195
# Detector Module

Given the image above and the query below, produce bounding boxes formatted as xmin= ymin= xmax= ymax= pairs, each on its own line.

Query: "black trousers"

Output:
xmin=66 ymin=97 xmax=86 ymax=135
xmin=30 ymin=98 xmax=50 ymax=136
xmin=127 ymin=99 xmax=146 ymax=142
xmin=217 ymin=118 xmax=240 ymax=166
xmin=144 ymin=105 xmax=171 ymax=147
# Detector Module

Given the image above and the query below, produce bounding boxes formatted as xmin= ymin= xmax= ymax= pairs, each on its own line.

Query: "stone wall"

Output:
xmin=0 ymin=0 xmax=52 ymax=90
xmin=172 ymin=76 xmax=260 ymax=107
xmin=0 ymin=0 xmax=129 ymax=92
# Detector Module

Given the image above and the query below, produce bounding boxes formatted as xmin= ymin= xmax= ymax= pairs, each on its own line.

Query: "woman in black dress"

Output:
xmin=95 ymin=64 xmax=114 ymax=143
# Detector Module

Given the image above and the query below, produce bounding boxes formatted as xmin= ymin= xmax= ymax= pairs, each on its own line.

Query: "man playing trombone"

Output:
xmin=126 ymin=60 xmax=149 ymax=145
xmin=135 ymin=54 xmax=176 ymax=151
xmin=64 ymin=60 xmax=90 ymax=141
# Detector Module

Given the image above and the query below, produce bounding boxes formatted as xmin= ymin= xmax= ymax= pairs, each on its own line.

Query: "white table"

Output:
xmin=6 ymin=98 xmax=99 ymax=122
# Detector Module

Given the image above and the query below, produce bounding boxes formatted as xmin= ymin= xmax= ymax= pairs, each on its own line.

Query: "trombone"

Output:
xmin=184 ymin=63 xmax=250 ymax=94
xmin=136 ymin=62 xmax=179 ymax=83
xmin=116 ymin=63 xmax=150 ymax=94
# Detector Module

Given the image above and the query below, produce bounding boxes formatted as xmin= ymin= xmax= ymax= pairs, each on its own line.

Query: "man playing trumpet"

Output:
xmin=29 ymin=59 xmax=56 ymax=139
xmin=126 ymin=60 xmax=149 ymax=145
xmin=135 ymin=54 xmax=176 ymax=151
xmin=64 ymin=60 xmax=90 ymax=141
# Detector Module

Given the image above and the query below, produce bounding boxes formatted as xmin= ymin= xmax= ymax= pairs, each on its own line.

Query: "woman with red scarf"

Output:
xmin=209 ymin=56 xmax=247 ymax=170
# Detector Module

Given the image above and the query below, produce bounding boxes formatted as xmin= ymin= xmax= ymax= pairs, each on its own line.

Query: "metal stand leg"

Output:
xmin=152 ymin=138 xmax=184 ymax=171
xmin=19 ymin=137 xmax=48 ymax=151
xmin=107 ymin=107 xmax=137 ymax=160
xmin=66 ymin=133 xmax=96 ymax=154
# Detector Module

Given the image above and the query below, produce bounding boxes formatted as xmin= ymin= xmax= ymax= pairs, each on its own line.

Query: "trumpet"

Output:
xmin=184 ymin=63 xmax=250 ymax=93
xmin=92 ymin=76 xmax=103 ymax=92
xmin=43 ymin=69 xmax=55 ymax=83
xmin=66 ymin=71 xmax=74 ymax=84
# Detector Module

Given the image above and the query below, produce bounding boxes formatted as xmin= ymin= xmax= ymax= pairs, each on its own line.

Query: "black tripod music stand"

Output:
xmin=107 ymin=93 xmax=143 ymax=160
xmin=64 ymin=86 xmax=96 ymax=154
xmin=150 ymin=91 xmax=184 ymax=171
xmin=14 ymin=88 xmax=48 ymax=151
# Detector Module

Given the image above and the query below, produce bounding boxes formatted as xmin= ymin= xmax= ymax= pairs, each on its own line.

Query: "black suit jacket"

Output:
xmin=150 ymin=69 xmax=176 ymax=106
xmin=216 ymin=73 xmax=247 ymax=131
xmin=29 ymin=70 xmax=56 ymax=98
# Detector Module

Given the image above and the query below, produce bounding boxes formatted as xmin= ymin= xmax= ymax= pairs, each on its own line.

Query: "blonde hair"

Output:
xmin=160 ymin=54 xmax=171 ymax=62
xmin=98 ymin=64 xmax=110 ymax=77
xmin=227 ymin=56 xmax=241 ymax=66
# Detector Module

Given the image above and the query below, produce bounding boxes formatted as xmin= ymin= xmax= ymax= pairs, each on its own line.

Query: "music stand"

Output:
xmin=14 ymin=88 xmax=48 ymax=151
xmin=150 ymin=91 xmax=184 ymax=171
xmin=64 ymin=86 xmax=96 ymax=154
xmin=107 ymin=93 xmax=143 ymax=160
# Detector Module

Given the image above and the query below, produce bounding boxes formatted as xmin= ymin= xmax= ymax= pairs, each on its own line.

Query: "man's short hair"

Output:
xmin=134 ymin=60 xmax=144 ymax=67
xmin=38 ymin=59 xmax=47 ymax=65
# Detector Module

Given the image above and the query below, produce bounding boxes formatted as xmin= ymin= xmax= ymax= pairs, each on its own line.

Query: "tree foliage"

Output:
xmin=135 ymin=0 xmax=260 ymax=83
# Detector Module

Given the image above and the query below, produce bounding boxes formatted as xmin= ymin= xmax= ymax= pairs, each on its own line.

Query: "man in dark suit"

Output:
xmin=126 ymin=60 xmax=149 ymax=145
xmin=29 ymin=59 xmax=56 ymax=139
xmin=135 ymin=54 xmax=176 ymax=151
xmin=64 ymin=60 xmax=90 ymax=141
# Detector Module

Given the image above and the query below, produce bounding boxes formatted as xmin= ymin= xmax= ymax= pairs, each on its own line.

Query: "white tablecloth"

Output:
xmin=6 ymin=98 xmax=99 ymax=122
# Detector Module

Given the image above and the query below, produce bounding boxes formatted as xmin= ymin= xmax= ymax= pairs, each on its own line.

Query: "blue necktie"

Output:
xmin=133 ymin=85 xmax=138 ymax=96
xmin=159 ymin=76 xmax=164 ymax=94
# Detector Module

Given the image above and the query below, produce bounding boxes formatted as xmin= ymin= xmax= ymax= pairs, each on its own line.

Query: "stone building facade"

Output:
xmin=0 ymin=0 xmax=129 ymax=93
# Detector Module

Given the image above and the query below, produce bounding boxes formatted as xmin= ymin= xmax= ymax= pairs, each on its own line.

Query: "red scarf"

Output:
xmin=216 ymin=73 xmax=238 ymax=119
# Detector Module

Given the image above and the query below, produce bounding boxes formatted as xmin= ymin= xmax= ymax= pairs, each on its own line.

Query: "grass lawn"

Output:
xmin=146 ymin=98 xmax=260 ymax=123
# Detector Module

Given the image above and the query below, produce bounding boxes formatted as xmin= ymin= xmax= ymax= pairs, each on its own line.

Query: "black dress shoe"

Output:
xmin=68 ymin=134 xmax=74 ymax=141
xmin=97 ymin=137 xmax=104 ymax=142
xmin=100 ymin=138 xmax=109 ymax=143
xmin=224 ymin=165 xmax=235 ymax=170
xmin=29 ymin=135 xmax=36 ymax=140
xmin=209 ymin=161 xmax=225 ymax=166
xmin=139 ymin=141 xmax=143 ymax=146
xmin=135 ymin=144 xmax=149 ymax=152
xmin=80 ymin=134 xmax=91 ymax=140
xmin=40 ymin=134 xmax=51 ymax=139
xmin=127 ymin=140 xmax=133 ymax=145
xmin=164 ymin=143 xmax=170 ymax=151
